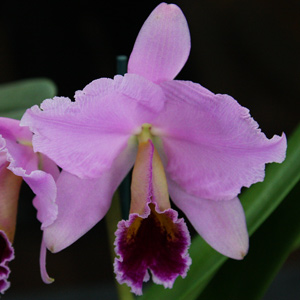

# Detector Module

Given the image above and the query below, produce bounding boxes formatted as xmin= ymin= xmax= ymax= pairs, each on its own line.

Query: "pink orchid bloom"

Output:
xmin=0 ymin=117 xmax=59 ymax=293
xmin=21 ymin=2 xmax=286 ymax=295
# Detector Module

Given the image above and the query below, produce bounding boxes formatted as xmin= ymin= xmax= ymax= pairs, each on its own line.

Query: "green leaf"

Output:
xmin=0 ymin=78 xmax=57 ymax=119
xmin=141 ymin=123 xmax=300 ymax=300
xmin=199 ymin=181 xmax=300 ymax=300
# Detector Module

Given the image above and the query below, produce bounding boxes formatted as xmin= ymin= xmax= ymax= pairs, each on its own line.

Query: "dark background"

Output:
xmin=0 ymin=1 xmax=299 ymax=299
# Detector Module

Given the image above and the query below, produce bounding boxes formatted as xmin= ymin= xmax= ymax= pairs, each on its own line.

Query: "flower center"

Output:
xmin=137 ymin=123 xmax=153 ymax=143
xmin=16 ymin=139 xmax=33 ymax=147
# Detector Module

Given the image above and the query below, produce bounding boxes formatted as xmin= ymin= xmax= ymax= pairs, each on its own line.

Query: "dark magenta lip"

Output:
xmin=114 ymin=204 xmax=191 ymax=295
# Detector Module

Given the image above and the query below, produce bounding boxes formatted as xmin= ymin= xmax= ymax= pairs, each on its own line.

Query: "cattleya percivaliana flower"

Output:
xmin=21 ymin=2 xmax=286 ymax=295
xmin=0 ymin=117 xmax=58 ymax=293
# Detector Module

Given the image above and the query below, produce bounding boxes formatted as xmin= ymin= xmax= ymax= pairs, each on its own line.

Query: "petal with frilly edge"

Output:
xmin=32 ymin=155 xmax=60 ymax=229
xmin=0 ymin=163 xmax=19 ymax=294
xmin=168 ymin=179 xmax=249 ymax=259
xmin=0 ymin=118 xmax=58 ymax=229
xmin=21 ymin=74 xmax=165 ymax=179
xmin=43 ymin=140 xmax=137 ymax=253
xmin=128 ymin=3 xmax=190 ymax=83
xmin=24 ymin=168 xmax=58 ymax=229
xmin=114 ymin=140 xmax=191 ymax=295
xmin=0 ymin=231 xmax=14 ymax=294
xmin=0 ymin=118 xmax=35 ymax=172
xmin=114 ymin=205 xmax=191 ymax=295
xmin=153 ymin=80 xmax=287 ymax=201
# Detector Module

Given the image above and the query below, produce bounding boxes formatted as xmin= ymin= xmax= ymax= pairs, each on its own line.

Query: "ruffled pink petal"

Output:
xmin=0 ymin=118 xmax=35 ymax=171
xmin=128 ymin=3 xmax=190 ymax=83
xmin=76 ymin=74 xmax=166 ymax=113
xmin=43 ymin=142 xmax=137 ymax=253
xmin=32 ymin=154 xmax=60 ymax=228
xmin=114 ymin=205 xmax=191 ymax=295
xmin=0 ymin=117 xmax=58 ymax=228
xmin=168 ymin=179 xmax=249 ymax=259
xmin=0 ymin=231 xmax=14 ymax=294
xmin=154 ymin=80 xmax=287 ymax=200
xmin=24 ymin=169 xmax=58 ymax=229
xmin=21 ymin=74 xmax=164 ymax=179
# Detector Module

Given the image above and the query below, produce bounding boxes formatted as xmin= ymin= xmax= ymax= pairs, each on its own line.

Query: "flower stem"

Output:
xmin=116 ymin=55 xmax=128 ymax=75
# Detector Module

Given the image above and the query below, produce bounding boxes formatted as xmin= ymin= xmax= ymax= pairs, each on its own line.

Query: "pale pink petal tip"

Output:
xmin=128 ymin=3 xmax=191 ymax=83
xmin=0 ymin=231 xmax=14 ymax=294
xmin=114 ymin=204 xmax=191 ymax=295
xmin=169 ymin=180 xmax=249 ymax=260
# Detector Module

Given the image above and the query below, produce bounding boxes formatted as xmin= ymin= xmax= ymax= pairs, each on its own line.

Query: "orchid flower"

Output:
xmin=21 ymin=2 xmax=286 ymax=295
xmin=0 ymin=117 xmax=58 ymax=293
